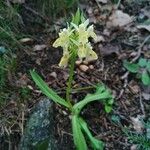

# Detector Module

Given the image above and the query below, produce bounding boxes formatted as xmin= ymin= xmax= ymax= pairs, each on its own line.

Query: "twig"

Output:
xmin=117 ymin=77 xmax=128 ymax=99
xmin=139 ymin=90 xmax=145 ymax=117
xmin=132 ymin=35 xmax=150 ymax=62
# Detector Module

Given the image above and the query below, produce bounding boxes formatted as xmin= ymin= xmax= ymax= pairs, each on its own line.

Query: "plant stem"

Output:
xmin=66 ymin=53 xmax=76 ymax=109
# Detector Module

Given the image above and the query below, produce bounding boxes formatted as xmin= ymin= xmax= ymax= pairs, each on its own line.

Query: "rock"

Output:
xmin=20 ymin=98 xmax=58 ymax=150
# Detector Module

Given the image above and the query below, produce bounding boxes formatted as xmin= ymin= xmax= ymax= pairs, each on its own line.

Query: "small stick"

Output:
xmin=139 ymin=90 xmax=145 ymax=117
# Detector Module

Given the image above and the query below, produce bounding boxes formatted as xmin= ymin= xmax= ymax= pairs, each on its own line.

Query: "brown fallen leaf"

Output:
xmin=107 ymin=10 xmax=133 ymax=28
xmin=137 ymin=25 xmax=150 ymax=32
xmin=130 ymin=116 xmax=144 ymax=133
xmin=94 ymin=35 xmax=105 ymax=43
xmin=99 ymin=43 xmax=120 ymax=56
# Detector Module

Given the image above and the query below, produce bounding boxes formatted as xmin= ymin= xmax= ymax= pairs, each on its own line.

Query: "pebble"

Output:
xmin=89 ymin=65 xmax=94 ymax=69
xmin=79 ymin=65 xmax=89 ymax=72
xmin=75 ymin=60 xmax=82 ymax=65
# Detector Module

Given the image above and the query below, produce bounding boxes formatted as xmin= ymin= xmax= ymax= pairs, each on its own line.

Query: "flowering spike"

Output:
xmin=53 ymin=16 xmax=98 ymax=67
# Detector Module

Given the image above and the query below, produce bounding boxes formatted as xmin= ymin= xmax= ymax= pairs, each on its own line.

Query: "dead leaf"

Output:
xmin=107 ymin=10 xmax=133 ymax=28
xmin=130 ymin=145 xmax=137 ymax=150
xmin=94 ymin=35 xmax=105 ymax=43
xmin=130 ymin=116 xmax=144 ymax=133
xmin=16 ymin=73 xmax=29 ymax=87
xmin=33 ymin=44 xmax=47 ymax=51
xmin=142 ymin=92 xmax=150 ymax=100
xmin=99 ymin=44 xmax=120 ymax=56
xmin=142 ymin=85 xmax=150 ymax=100
xmin=137 ymin=25 xmax=150 ymax=32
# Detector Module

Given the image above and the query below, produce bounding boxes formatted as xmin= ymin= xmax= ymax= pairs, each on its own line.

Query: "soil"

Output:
xmin=1 ymin=0 xmax=150 ymax=150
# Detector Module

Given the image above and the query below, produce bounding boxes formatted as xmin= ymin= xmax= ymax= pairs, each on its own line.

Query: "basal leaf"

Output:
xmin=73 ymin=84 xmax=113 ymax=115
xmin=79 ymin=117 xmax=104 ymax=150
xmin=142 ymin=71 xmax=150 ymax=86
xmin=123 ymin=60 xmax=139 ymax=73
xmin=138 ymin=58 xmax=147 ymax=67
xmin=146 ymin=61 xmax=150 ymax=72
xmin=72 ymin=115 xmax=87 ymax=150
xmin=30 ymin=70 xmax=69 ymax=108
xmin=105 ymin=105 xmax=112 ymax=113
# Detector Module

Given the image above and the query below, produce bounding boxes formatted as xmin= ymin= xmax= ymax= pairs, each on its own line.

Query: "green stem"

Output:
xmin=66 ymin=53 xmax=76 ymax=109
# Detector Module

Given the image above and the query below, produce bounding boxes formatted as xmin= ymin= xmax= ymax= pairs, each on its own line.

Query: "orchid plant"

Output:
xmin=30 ymin=9 xmax=114 ymax=150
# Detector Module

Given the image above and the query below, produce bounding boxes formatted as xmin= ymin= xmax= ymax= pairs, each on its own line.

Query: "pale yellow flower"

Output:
xmin=87 ymin=25 xmax=97 ymax=41
xmin=59 ymin=54 xmax=70 ymax=67
xmin=78 ymin=43 xmax=98 ymax=61
xmin=85 ymin=43 xmax=98 ymax=62
xmin=77 ymin=19 xmax=89 ymax=44
xmin=53 ymin=19 xmax=98 ymax=67
xmin=53 ymin=28 xmax=71 ymax=49
xmin=78 ymin=44 xmax=87 ymax=59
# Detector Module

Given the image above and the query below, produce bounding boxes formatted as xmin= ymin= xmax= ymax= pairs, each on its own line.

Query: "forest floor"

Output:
xmin=0 ymin=0 xmax=150 ymax=150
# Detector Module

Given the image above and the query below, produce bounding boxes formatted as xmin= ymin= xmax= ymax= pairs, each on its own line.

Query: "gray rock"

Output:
xmin=20 ymin=98 xmax=57 ymax=150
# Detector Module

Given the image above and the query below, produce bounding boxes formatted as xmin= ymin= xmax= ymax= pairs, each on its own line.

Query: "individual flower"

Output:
xmin=87 ymin=25 xmax=97 ymax=41
xmin=73 ymin=19 xmax=97 ymax=45
xmin=85 ymin=43 xmax=98 ymax=62
xmin=53 ymin=27 xmax=72 ymax=50
xmin=78 ymin=42 xmax=98 ymax=62
xmin=78 ymin=44 xmax=87 ymax=59
xmin=77 ymin=19 xmax=89 ymax=44
xmin=58 ymin=53 xmax=70 ymax=67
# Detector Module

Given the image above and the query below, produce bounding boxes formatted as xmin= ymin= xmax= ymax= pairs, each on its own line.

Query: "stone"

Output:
xmin=20 ymin=98 xmax=58 ymax=150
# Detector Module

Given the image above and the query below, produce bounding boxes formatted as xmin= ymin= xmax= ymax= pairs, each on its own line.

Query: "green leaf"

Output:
xmin=138 ymin=58 xmax=147 ymax=67
xmin=73 ymin=84 xmax=113 ymax=115
xmin=146 ymin=61 xmax=150 ymax=72
xmin=72 ymin=115 xmax=87 ymax=150
xmin=123 ymin=60 xmax=139 ymax=73
xmin=71 ymin=8 xmax=81 ymax=25
xmin=141 ymin=71 xmax=150 ymax=86
xmin=80 ymin=12 xmax=86 ymax=23
xmin=79 ymin=117 xmax=104 ymax=150
xmin=105 ymin=105 xmax=112 ymax=113
xmin=30 ymin=70 xmax=70 ymax=108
